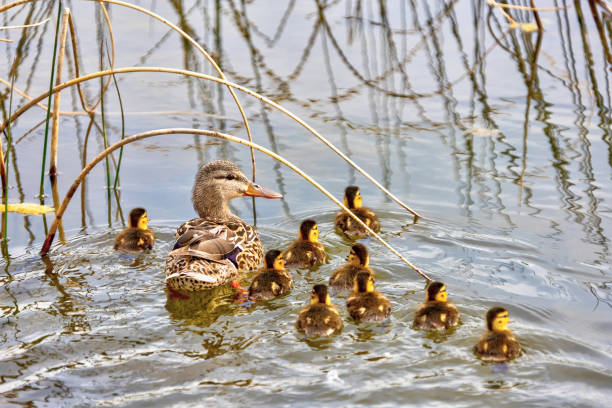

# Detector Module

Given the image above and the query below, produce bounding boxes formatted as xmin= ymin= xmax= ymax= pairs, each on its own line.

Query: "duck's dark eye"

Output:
xmin=226 ymin=174 xmax=235 ymax=180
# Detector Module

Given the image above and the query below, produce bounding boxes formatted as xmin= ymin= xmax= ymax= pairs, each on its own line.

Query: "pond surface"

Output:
xmin=1 ymin=1 xmax=611 ymax=406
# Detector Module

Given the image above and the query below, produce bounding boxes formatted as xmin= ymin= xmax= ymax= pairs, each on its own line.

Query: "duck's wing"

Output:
xmin=169 ymin=220 xmax=241 ymax=262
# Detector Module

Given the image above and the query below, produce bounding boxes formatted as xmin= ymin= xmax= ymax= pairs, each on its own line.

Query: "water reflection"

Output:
xmin=0 ymin=0 xmax=611 ymax=406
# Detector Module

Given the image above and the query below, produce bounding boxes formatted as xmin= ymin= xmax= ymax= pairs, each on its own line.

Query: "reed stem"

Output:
xmin=40 ymin=128 xmax=430 ymax=281
xmin=39 ymin=1 xmax=63 ymax=202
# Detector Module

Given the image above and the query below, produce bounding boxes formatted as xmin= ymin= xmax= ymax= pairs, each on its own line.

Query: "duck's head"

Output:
xmin=426 ymin=281 xmax=448 ymax=302
xmin=354 ymin=271 xmax=375 ymax=293
xmin=347 ymin=243 xmax=369 ymax=267
xmin=310 ymin=284 xmax=331 ymax=305
xmin=192 ymin=160 xmax=282 ymax=219
xmin=299 ymin=219 xmax=319 ymax=242
xmin=129 ymin=208 xmax=149 ymax=230
xmin=343 ymin=186 xmax=362 ymax=209
xmin=486 ymin=306 xmax=510 ymax=332
xmin=264 ymin=249 xmax=285 ymax=270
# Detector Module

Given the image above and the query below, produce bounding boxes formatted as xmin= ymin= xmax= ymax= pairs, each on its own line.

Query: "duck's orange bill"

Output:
xmin=244 ymin=182 xmax=283 ymax=199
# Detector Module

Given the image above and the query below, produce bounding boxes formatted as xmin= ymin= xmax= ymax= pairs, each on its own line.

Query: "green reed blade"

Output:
xmin=39 ymin=0 xmax=63 ymax=203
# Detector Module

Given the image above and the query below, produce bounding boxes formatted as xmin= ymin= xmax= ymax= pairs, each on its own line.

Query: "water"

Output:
xmin=1 ymin=1 xmax=611 ymax=406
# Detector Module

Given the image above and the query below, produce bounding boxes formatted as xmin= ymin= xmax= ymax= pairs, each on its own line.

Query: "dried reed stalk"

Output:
xmin=40 ymin=128 xmax=430 ymax=281
xmin=96 ymin=0 xmax=257 ymax=180
xmin=0 ymin=67 xmax=421 ymax=218
xmin=49 ymin=8 xmax=70 ymax=182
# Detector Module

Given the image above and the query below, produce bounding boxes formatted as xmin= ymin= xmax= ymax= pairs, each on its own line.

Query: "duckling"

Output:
xmin=282 ymin=219 xmax=326 ymax=268
xmin=335 ymin=186 xmax=380 ymax=239
xmin=296 ymin=284 xmax=343 ymax=337
xmin=114 ymin=208 xmax=155 ymax=253
xmin=346 ymin=271 xmax=391 ymax=322
xmin=248 ymin=250 xmax=293 ymax=301
xmin=329 ymin=243 xmax=373 ymax=292
xmin=413 ymin=281 xmax=460 ymax=330
xmin=474 ymin=306 xmax=521 ymax=362
xmin=165 ymin=160 xmax=282 ymax=291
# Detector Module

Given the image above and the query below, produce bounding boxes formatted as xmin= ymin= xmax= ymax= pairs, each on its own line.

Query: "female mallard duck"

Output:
xmin=329 ymin=243 xmax=373 ymax=293
xmin=165 ymin=160 xmax=282 ymax=291
xmin=248 ymin=250 xmax=293 ymax=300
xmin=114 ymin=207 xmax=155 ymax=253
xmin=282 ymin=219 xmax=326 ymax=268
xmin=346 ymin=272 xmax=391 ymax=322
xmin=335 ymin=186 xmax=380 ymax=239
xmin=474 ymin=306 xmax=521 ymax=362
xmin=296 ymin=284 xmax=343 ymax=337
xmin=413 ymin=281 xmax=460 ymax=330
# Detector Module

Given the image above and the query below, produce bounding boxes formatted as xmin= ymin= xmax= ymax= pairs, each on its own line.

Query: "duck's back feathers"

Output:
xmin=474 ymin=330 xmax=521 ymax=362
xmin=165 ymin=218 xmax=263 ymax=291
xmin=346 ymin=291 xmax=391 ymax=322
xmin=114 ymin=228 xmax=155 ymax=253
xmin=296 ymin=304 xmax=343 ymax=337
xmin=283 ymin=241 xmax=326 ymax=268
xmin=335 ymin=207 xmax=380 ymax=238
xmin=329 ymin=264 xmax=373 ymax=292
xmin=248 ymin=269 xmax=293 ymax=300
xmin=413 ymin=301 xmax=460 ymax=330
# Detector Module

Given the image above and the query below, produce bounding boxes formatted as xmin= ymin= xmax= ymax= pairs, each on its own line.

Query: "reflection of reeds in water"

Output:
xmin=0 ymin=0 xmax=610 ymax=267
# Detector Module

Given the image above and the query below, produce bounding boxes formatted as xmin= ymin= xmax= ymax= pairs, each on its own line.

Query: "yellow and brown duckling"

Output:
xmin=248 ymin=250 xmax=293 ymax=301
xmin=329 ymin=243 xmax=373 ymax=293
xmin=165 ymin=160 xmax=282 ymax=291
xmin=114 ymin=208 xmax=155 ymax=253
xmin=474 ymin=306 xmax=521 ymax=362
xmin=413 ymin=281 xmax=460 ymax=330
xmin=296 ymin=284 xmax=343 ymax=337
xmin=335 ymin=186 xmax=380 ymax=239
xmin=282 ymin=219 xmax=326 ymax=268
xmin=346 ymin=271 xmax=391 ymax=322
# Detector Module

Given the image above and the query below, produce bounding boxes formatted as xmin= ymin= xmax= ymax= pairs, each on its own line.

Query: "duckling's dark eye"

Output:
xmin=226 ymin=174 xmax=235 ymax=180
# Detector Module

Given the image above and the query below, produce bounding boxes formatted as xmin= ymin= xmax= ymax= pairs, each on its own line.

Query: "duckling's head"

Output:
xmin=486 ymin=306 xmax=510 ymax=332
xmin=299 ymin=219 xmax=319 ymax=242
xmin=347 ymin=243 xmax=369 ymax=267
xmin=343 ymin=186 xmax=362 ymax=209
xmin=354 ymin=271 xmax=375 ymax=293
xmin=129 ymin=208 xmax=149 ymax=230
xmin=264 ymin=249 xmax=285 ymax=270
xmin=426 ymin=281 xmax=448 ymax=302
xmin=310 ymin=284 xmax=331 ymax=305
xmin=192 ymin=160 xmax=282 ymax=219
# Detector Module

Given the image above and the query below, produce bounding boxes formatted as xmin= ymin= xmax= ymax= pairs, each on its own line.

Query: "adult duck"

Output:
xmin=165 ymin=160 xmax=282 ymax=291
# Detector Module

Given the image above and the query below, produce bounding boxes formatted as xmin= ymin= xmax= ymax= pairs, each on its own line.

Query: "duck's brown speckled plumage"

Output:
xmin=296 ymin=285 xmax=342 ymax=337
xmin=413 ymin=301 xmax=460 ymax=330
xmin=296 ymin=303 xmax=343 ymax=336
xmin=335 ymin=186 xmax=379 ymax=239
xmin=329 ymin=264 xmax=373 ymax=292
xmin=346 ymin=291 xmax=391 ymax=322
xmin=283 ymin=220 xmax=326 ymax=269
xmin=114 ymin=208 xmax=155 ymax=253
xmin=283 ymin=241 xmax=326 ymax=268
xmin=413 ymin=281 xmax=460 ymax=330
xmin=335 ymin=207 xmax=380 ymax=238
xmin=474 ymin=306 xmax=521 ymax=362
xmin=474 ymin=330 xmax=521 ymax=362
xmin=164 ymin=160 xmax=281 ymax=291
xmin=114 ymin=228 xmax=155 ymax=253
xmin=329 ymin=243 xmax=373 ymax=293
xmin=248 ymin=250 xmax=293 ymax=300
xmin=346 ymin=272 xmax=391 ymax=322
